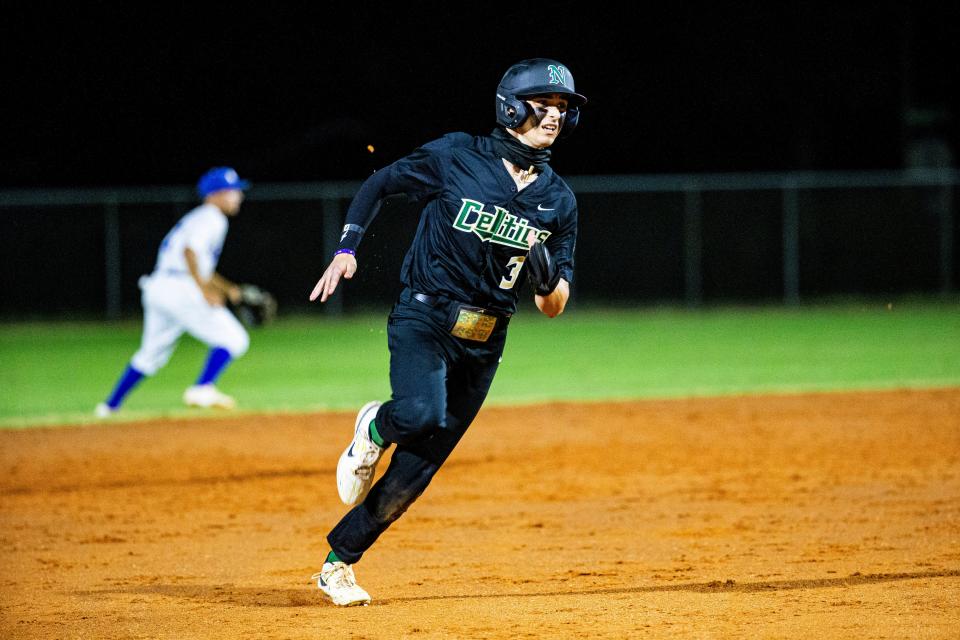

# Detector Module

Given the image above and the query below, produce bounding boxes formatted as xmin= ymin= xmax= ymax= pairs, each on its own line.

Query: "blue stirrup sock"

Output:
xmin=196 ymin=347 xmax=233 ymax=386
xmin=105 ymin=364 xmax=146 ymax=409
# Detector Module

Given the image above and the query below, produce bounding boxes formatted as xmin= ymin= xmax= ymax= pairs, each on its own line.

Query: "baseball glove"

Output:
xmin=231 ymin=284 xmax=277 ymax=327
xmin=526 ymin=242 xmax=562 ymax=296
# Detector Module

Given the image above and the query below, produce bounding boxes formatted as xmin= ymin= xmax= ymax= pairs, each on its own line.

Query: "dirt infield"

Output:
xmin=1 ymin=389 xmax=958 ymax=639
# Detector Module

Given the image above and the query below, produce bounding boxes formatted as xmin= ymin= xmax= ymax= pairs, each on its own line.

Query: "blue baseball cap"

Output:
xmin=197 ymin=167 xmax=250 ymax=198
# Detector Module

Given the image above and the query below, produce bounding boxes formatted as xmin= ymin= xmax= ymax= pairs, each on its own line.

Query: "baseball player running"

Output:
xmin=95 ymin=167 xmax=251 ymax=417
xmin=308 ymin=59 xmax=586 ymax=606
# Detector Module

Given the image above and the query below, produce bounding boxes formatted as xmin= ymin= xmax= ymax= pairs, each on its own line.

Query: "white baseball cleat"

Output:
xmin=313 ymin=561 xmax=371 ymax=607
xmin=336 ymin=401 xmax=384 ymax=505
xmin=94 ymin=403 xmax=116 ymax=418
xmin=182 ymin=384 xmax=236 ymax=409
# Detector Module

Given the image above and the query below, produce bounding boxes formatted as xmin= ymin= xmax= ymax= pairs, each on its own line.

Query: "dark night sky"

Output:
xmin=5 ymin=2 xmax=958 ymax=187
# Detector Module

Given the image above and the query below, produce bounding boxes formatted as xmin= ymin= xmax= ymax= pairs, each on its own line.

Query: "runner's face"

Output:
xmin=513 ymin=94 xmax=570 ymax=149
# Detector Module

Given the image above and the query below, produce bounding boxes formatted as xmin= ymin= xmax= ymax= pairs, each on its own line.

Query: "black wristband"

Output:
xmin=336 ymin=224 xmax=365 ymax=253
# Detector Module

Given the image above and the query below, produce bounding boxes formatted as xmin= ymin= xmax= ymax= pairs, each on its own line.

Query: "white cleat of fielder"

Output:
xmin=94 ymin=403 xmax=116 ymax=419
xmin=313 ymin=562 xmax=371 ymax=607
xmin=336 ymin=401 xmax=384 ymax=505
xmin=183 ymin=384 xmax=236 ymax=409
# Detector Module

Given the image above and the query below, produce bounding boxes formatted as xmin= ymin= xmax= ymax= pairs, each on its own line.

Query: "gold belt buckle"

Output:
xmin=450 ymin=305 xmax=497 ymax=342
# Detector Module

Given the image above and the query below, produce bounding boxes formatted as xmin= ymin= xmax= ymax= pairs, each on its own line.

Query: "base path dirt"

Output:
xmin=1 ymin=389 xmax=959 ymax=639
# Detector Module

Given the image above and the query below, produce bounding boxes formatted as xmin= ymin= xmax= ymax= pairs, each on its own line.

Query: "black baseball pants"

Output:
xmin=327 ymin=288 xmax=507 ymax=564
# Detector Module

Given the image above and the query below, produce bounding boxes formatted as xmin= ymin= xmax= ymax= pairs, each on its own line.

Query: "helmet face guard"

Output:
xmin=495 ymin=59 xmax=587 ymax=138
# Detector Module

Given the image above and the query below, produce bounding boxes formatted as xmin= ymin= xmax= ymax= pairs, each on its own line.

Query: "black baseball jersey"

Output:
xmin=338 ymin=132 xmax=578 ymax=315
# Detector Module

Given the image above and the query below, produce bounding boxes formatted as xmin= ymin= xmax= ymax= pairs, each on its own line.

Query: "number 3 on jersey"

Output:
xmin=499 ymin=256 xmax=526 ymax=289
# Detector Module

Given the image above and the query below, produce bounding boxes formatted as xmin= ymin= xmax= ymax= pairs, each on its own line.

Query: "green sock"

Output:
xmin=369 ymin=419 xmax=387 ymax=447
xmin=325 ymin=550 xmax=340 ymax=564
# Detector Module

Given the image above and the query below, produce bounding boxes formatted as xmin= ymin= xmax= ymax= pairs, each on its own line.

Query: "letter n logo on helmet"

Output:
xmin=547 ymin=64 xmax=567 ymax=86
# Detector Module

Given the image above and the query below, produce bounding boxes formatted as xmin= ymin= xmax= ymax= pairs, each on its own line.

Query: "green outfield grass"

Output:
xmin=2 ymin=299 xmax=959 ymax=428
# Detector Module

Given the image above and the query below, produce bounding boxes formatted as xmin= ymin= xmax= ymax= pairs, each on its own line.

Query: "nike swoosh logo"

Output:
xmin=347 ymin=443 xmax=356 ymax=457
xmin=319 ymin=577 xmax=328 ymax=587
xmin=537 ymin=204 xmax=555 ymax=211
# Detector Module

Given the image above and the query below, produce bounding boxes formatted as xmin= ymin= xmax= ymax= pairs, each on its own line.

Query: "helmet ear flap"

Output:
xmin=495 ymin=92 xmax=530 ymax=129
xmin=559 ymin=106 xmax=579 ymax=138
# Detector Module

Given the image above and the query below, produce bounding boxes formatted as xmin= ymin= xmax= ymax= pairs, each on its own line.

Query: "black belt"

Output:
xmin=413 ymin=292 xmax=440 ymax=306
xmin=411 ymin=292 xmax=512 ymax=318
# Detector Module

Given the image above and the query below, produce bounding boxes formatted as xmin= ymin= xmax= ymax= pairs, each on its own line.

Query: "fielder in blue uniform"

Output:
xmin=95 ymin=167 xmax=251 ymax=417
xmin=308 ymin=59 xmax=586 ymax=606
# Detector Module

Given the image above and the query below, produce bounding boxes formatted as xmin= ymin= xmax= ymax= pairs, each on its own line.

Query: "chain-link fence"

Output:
xmin=1 ymin=170 xmax=956 ymax=317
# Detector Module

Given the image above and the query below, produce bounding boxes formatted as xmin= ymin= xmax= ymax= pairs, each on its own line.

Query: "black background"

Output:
xmin=3 ymin=2 xmax=957 ymax=315
xmin=6 ymin=2 xmax=958 ymax=187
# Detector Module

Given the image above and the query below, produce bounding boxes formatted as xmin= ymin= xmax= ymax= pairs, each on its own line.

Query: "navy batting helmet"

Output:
xmin=495 ymin=58 xmax=587 ymax=137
